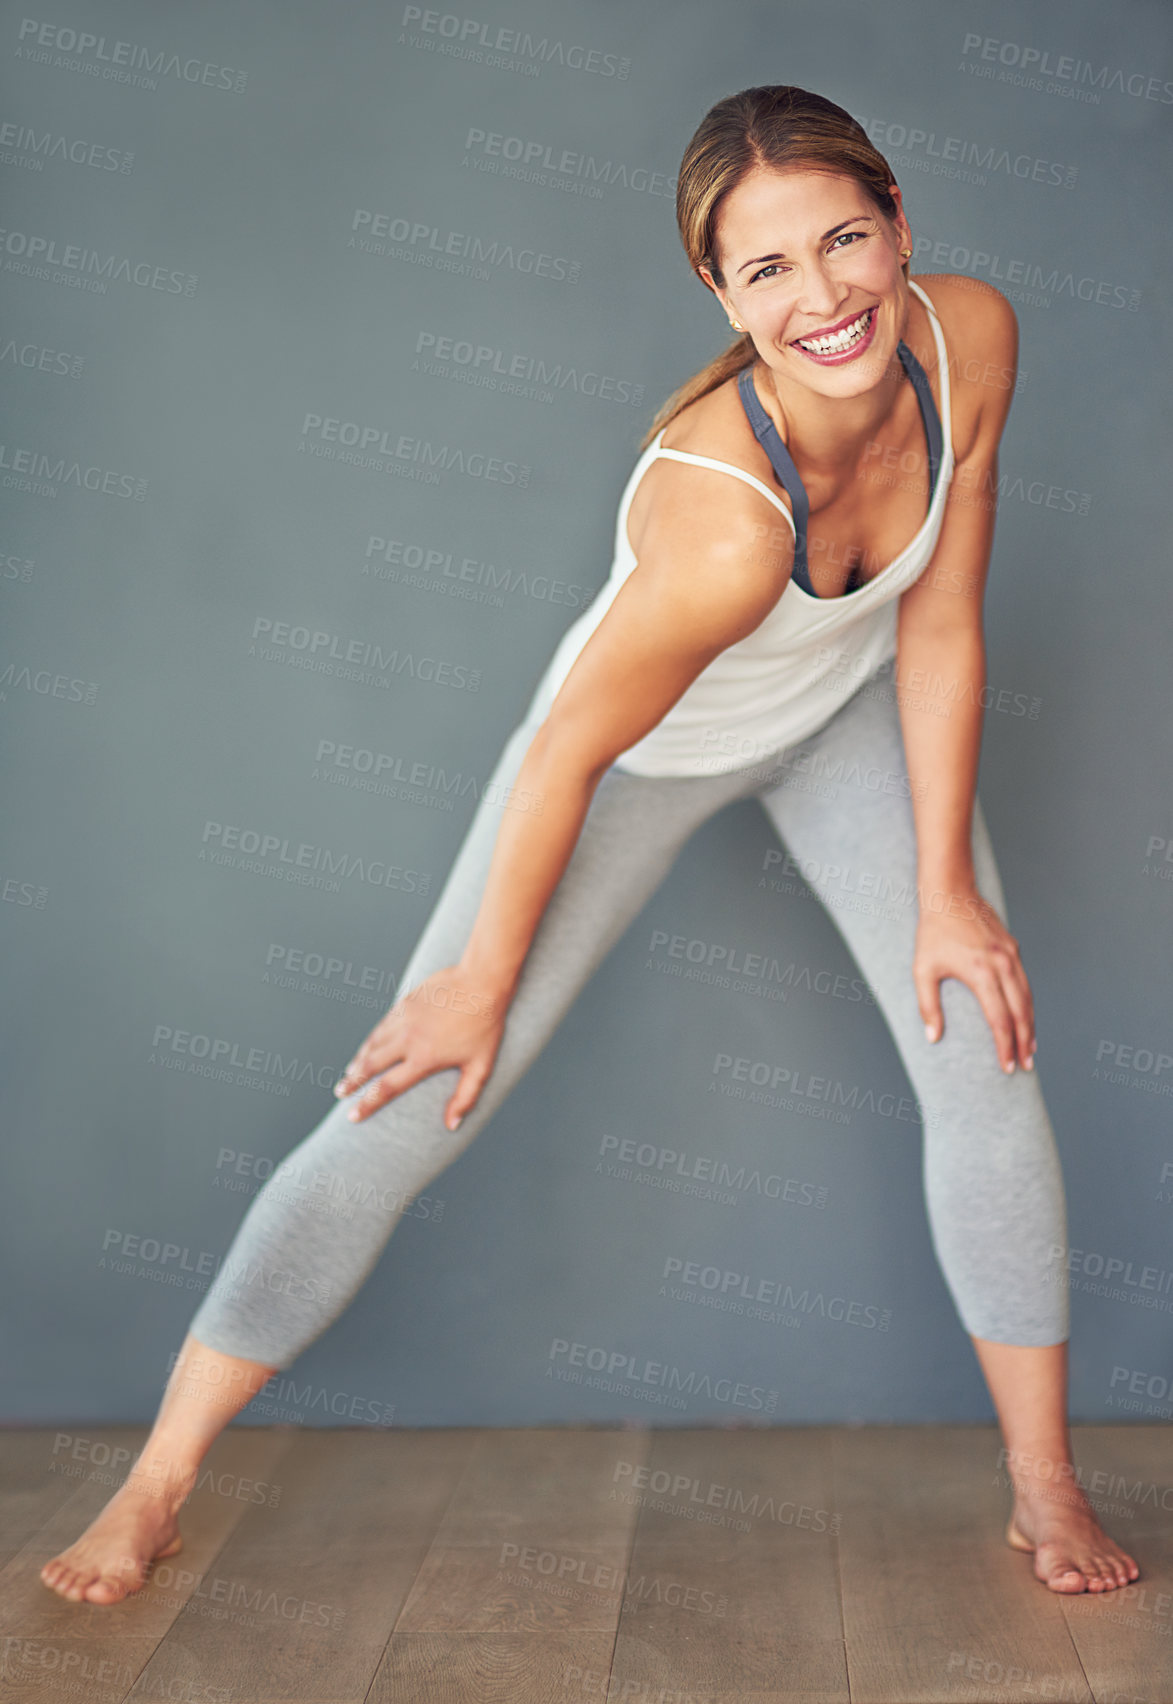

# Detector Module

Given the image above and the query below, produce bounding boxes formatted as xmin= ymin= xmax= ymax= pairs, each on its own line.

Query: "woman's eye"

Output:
xmin=750 ymin=232 xmax=866 ymax=283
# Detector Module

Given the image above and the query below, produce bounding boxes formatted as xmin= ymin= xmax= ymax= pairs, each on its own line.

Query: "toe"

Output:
xmin=1043 ymin=1560 xmax=1084 ymax=1588
xmin=84 ymin=1574 xmax=132 ymax=1604
xmin=1044 ymin=1561 xmax=1086 ymax=1593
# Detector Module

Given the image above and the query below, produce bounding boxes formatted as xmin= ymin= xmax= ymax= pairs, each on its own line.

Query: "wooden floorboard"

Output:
xmin=0 ymin=1429 xmax=101 ymax=1570
xmin=1050 ymin=1427 xmax=1173 ymax=1704
xmin=127 ymin=1427 xmax=476 ymax=1704
xmin=363 ymin=1427 xmax=652 ymax=1701
xmin=0 ymin=1425 xmax=296 ymax=1703
xmin=1 ymin=1424 xmax=1167 ymax=1703
xmin=609 ymin=1427 xmax=849 ymax=1704
xmin=833 ymin=1426 xmax=1095 ymax=1703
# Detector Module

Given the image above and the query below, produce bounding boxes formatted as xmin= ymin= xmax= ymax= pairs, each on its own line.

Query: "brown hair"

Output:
xmin=640 ymin=85 xmax=905 ymax=451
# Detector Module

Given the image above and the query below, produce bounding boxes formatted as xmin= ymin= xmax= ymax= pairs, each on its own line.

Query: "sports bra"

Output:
xmin=735 ymin=337 xmax=943 ymax=597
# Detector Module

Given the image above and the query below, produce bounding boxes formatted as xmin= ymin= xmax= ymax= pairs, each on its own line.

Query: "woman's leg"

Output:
xmin=38 ymin=1339 xmax=277 ymax=1603
xmin=180 ymin=724 xmax=772 ymax=1369
xmin=41 ymin=715 xmax=770 ymax=1602
xmin=969 ymin=1336 xmax=1134 ymax=1591
xmin=755 ymin=658 xmax=1137 ymax=1592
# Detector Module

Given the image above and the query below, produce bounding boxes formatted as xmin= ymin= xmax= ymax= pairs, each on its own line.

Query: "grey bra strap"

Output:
xmin=737 ymin=350 xmax=943 ymax=597
xmin=895 ymin=341 xmax=943 ymax=495
xmin=736 ymin=367 xmax=811 ymax=590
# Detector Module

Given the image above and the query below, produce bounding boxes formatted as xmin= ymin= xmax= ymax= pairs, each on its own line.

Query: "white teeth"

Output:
xmin=796 ymin=308 xmax=872 ymax=354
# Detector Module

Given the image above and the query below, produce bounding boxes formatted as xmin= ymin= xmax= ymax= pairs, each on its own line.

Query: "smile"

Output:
xmin=791 ymin=306 xmax=877 ymax=362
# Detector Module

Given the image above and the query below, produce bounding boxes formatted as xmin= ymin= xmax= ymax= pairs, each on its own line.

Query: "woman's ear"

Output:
xmin=887 ymin=184 xmax=912 ymax=256
xmin=697 ymin=265 xmax=728 ymax=315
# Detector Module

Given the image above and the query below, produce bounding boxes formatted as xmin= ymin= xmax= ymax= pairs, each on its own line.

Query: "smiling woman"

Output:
xmin=38 ymin=83 xmax=1140 ymax=1612
xmin=525 ymin=265 xmax=956 ymax=773
xmin=528 ymin=107 xmax=961 ymax=759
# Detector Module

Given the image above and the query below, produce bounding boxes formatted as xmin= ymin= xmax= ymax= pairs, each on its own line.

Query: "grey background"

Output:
xmin=1 ymin=0 xmax=1170 ymax=1428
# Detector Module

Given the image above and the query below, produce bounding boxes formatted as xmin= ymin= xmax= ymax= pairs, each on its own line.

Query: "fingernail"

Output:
xmin=1004 ymin=1061 xmax=1015 ymax=1074
xmin=333 ymin=1081 xmax=347 ymax=1096
xmin=347 ymin=1106 xmax=361 ymax=1121
xmin=449 ymin=1115 xmax=462 ymax=1131
xmin=925 ymin=1024 xmax=936 ymax=1042
xmin=1025 ymin=1056 xmax=1035 ymax=1071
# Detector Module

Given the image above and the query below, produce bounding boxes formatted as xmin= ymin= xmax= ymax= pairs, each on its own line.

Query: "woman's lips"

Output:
xmin=789 ymin=305 xmax=878 ymax=365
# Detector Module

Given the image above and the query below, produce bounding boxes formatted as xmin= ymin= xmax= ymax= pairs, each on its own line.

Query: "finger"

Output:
xmin=913 ymin=961 xmax=944 ymax=1044
xmin=335 ymin=1024 xmax=405 ymax=1097
xmin=994 ymin=948 xmax=1036 ymax=1069
xmin=967 ymin=964 xmax=1018 ymax=1072
xmin=346 ymin=1059 xmax=431 ymax=1123
xmin=444 ymin=1057 xmax=494 ymax=1132
xmin=335 ymin=1058 xmax=376 ymax=1098
xmin=334 ymin=1043 xmax=374 ymax=1097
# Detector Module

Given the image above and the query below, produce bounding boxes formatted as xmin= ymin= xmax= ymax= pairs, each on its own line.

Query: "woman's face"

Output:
xmin=702 ymin=165 xmax=912 ymax=395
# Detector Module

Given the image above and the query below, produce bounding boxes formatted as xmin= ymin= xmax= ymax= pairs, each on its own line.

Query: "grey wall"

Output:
xmin=2 ymin=0 xmax=1170 ymax=1429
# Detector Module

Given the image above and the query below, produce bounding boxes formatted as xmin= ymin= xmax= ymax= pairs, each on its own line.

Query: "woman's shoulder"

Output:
xmin=913 ymin=272 xmax=1018 ymax=371
xmin=628 ymin=369 xmax=796 ymax=564
xmin=912 ymin=273 xmax=1019 ymax=459
xmin=657 ymin=366 xmax=761 ymax=459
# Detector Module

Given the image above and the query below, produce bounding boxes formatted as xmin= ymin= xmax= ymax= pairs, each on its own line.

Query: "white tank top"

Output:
xmin=525 ymin=278 xmax=956 ymax=778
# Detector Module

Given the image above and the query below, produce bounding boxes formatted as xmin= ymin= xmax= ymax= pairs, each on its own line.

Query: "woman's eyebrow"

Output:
xmin=735 ymin=216 xmax=871 ymax=274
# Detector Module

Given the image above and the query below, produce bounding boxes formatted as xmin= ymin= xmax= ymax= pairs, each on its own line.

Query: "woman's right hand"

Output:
xmin=331 ymin=965 xmax=509 ymax=1129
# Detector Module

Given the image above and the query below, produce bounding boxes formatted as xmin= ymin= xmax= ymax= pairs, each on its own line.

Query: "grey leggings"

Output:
xmin=188 ymin=657 xmax=1069 ymax=1366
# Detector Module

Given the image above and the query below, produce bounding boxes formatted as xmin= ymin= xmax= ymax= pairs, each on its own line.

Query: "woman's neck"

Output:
xmin=753 ymin=286 xmax=921 ymax=481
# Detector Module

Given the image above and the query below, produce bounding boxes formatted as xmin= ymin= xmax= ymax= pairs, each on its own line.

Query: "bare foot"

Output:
xmin=39 ymin=1464 xmax=194 ymax=1605
xmin=1006 ymin=1484 xmax=1141 ymax=1594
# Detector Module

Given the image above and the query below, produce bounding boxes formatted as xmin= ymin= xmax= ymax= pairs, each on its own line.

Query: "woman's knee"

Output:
xmin=248 ymin=1075 xmax=468 ymax=1237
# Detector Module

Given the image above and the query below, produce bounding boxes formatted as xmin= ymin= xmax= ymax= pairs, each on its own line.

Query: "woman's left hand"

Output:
xmin=912 ymin=887 xmax=1037 ymax=1073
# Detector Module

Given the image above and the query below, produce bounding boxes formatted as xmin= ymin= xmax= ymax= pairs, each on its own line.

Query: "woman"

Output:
xmin=41 ymin=85 xmax=1138 ymax=1604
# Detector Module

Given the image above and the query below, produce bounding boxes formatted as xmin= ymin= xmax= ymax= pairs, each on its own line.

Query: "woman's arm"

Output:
xmin=338 ymin=462 xmax=794 ymax=1124
xmin=895 ymin=280 xmax=1037 ymax=1073
xmin=459 ymin=478 xmax=792 ymax=1007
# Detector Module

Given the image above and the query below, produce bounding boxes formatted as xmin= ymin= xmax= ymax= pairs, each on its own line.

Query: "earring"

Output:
xmin=899 ymin=248 xmax=912 ymax=259
xmin=729 ymin=319 xmax=744 ymax=332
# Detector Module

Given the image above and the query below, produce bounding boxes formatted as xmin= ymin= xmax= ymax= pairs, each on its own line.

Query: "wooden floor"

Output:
xmin=0 ymin=1424 xmax=1168 ymax=1702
